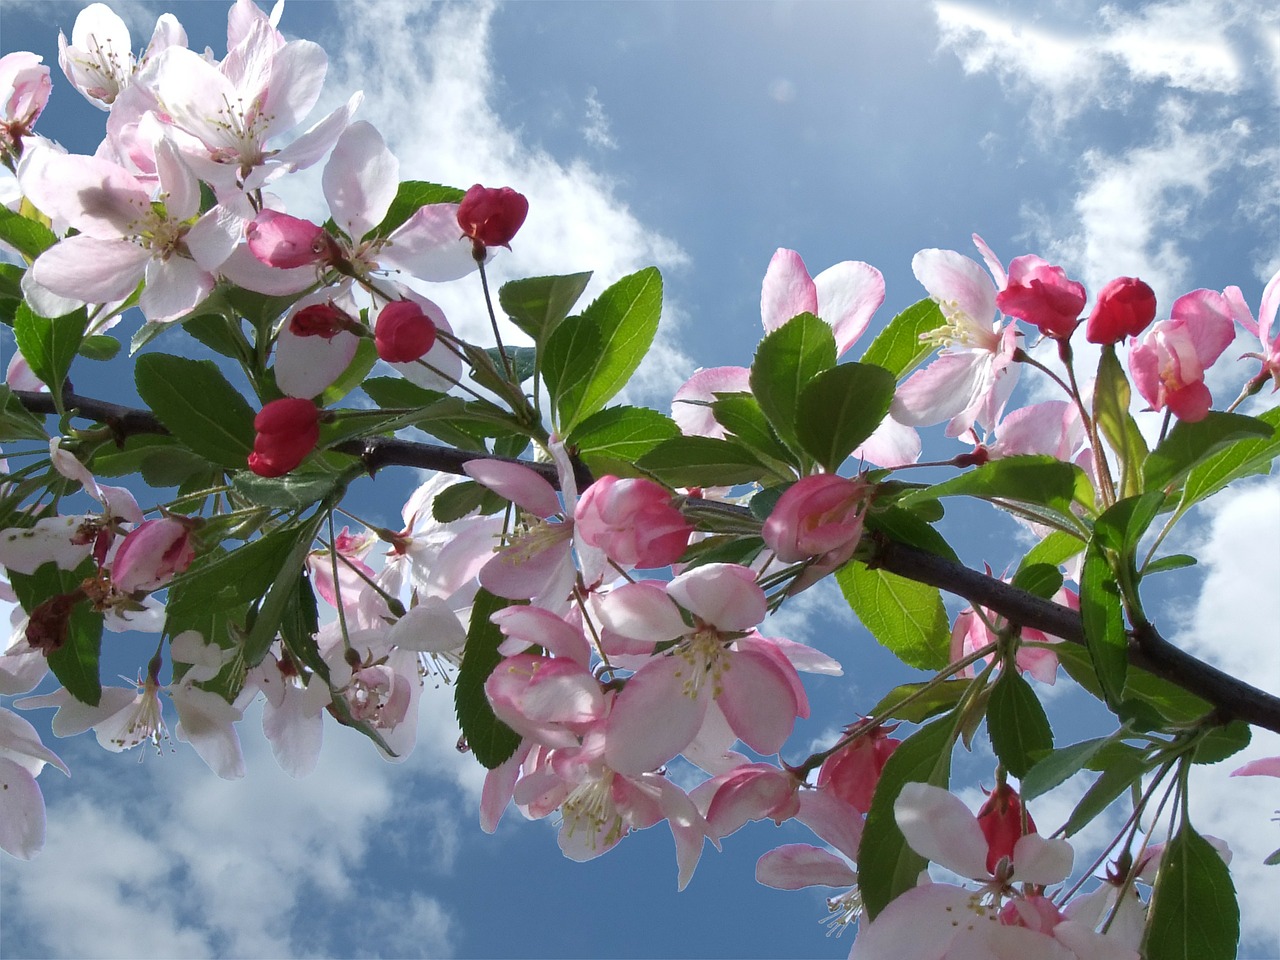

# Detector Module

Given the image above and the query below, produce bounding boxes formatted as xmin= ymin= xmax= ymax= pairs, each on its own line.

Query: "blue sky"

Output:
xmin=1 ymin=1 xmax=1279 ymax=957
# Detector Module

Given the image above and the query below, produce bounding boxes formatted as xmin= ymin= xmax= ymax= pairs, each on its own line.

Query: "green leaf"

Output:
xmin=570 ymin=405 xmax=681 ymax=479
xmin=431 ymin=479 xmax=507 ymax=522
xmin=986 ymin=670 xmax=1053 ymax=778
xmin=542 ymin=266 xmax=663 ymax=433
xmin=0 ymin=386 xmax=47 ymax=441
xmin=165 ymin=523 xmax=307 ymax=625
xmin=1145 ymin=822 xmax=1239 ymax=960
xmin=0 ymin=206 xmax=58 ymax=261
xmin=709 ymin=393 xmax=797 ymax=467
xmin=244 ymin=510 xmax=327 ymax=667
xmin=635 ymin=435 xmax=778 ymax=488
xmin=1192 ymin=720 xmax=1250 ymax=765
xmin=1056 ymin=644 xmax=1213 ymax=726
xmin=859 ymin=715 xmax=956 ymax=918
xmin=749 ymin=312 xmax=837 ymax=458
xmin=139 ymin=447 xmax=213 ymax=488
xmin=13 ymin=303 xmax=88 ymax=399
xmin=1010 ymin=562 xmax=1064 ymax=600
xmin=859 ymin=298 xmax=945 ymax=379
xmin=278 ymin=574 xmax=327 ymax=684
xmin=8 ymin=560 xmax=104 ymax=706
xmin=231 ymin=472 xmax=339 ymax=510
xmin=1060 ymin=747 xmax=1153 ymax=836
xmin=794 ymin=362 xmax=896 ymax=471
xmin=835 ymin=560 xmax=950 ymax=670
xmin=900 ymin=455 xmax=1083 ymax=520
xmin=182 ymin=308 xmax=250 ymax=362
xmin=77 ymin=335 xmax=120 ymax=361
xmin=480 ymin=346 xmax=538 ymax=384
xmin=866 ymin=678 xmax=972 ymax=725
xmin=135 ymin=354 xmax=256 ymax=469
xmin=362 ymin=375 xmax=447 ymax=409
xmin=1144 ymin=553 xmax=1197 ymax=575
xmin=1079 ymin=538 xmax=1128 ymax=708
xmin=318 ymin=338 xmax=379 ymax=406
xmin=1093 ymin=344 xmax=1148 ymax=498
xmin=499 ymin=272 xmax=592 ymax=343
xmin=366 ymin=181 xmax=465 ymax=240
xmin=455 ymin=588 xmax=523 ymax=769
xmin=1144 ymin=411 xmax=1274 ymax=494
xmin=1018 ymin=530 xmax=1086 ymax=572
xmin=1021 ymin=737 xmax=1111 ymax=801
xmin=863 ymin=505 xmax=959 ymax=563
xmin=1176 ymin=406 xmax=1280 ymax=513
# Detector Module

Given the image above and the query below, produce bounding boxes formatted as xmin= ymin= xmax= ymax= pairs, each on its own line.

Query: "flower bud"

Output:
xmin=457 ymin=184 xmax=529 ymax=250
xmin=762 ymin=474 xmax=868 ymax=565
xmin=375 ymin=301 xmax=437 ymax=363
xmin=289 ymin=303 xmax=350 ymax=339
xmin=995 ymin=255 xmax=1086 ymax=339
xmin=246 ymin=210 xmax=336 ymax=269
xmin=574 ymin=475 xmax=693 ymax=569
xmin=248 ymin=398 xmax=321 ymax=477
xmin=0 ymin=52 xmax=52 ymax=146
xmin=1085 ymin=277 xmax=1157 ymax=344
xmin=817 ymin=722 xmax=901 ymax=814
xmin=977 ymin=782 xmax=1035 ymax=876
xmin=111 ymin=518 xmax=196 ymax=594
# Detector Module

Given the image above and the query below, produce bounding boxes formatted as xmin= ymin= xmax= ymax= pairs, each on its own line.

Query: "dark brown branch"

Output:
xmin=13 ymin=389 xmax=1280 ymax=734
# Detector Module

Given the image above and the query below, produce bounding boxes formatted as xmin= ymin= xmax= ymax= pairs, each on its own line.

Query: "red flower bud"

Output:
xmin=977 ymin=782 xmax=1035 ymax=875
xmin=375 ymin=301 xmax=437 ymax=363
xmin=457 ymin=184 xmax=529 ymax=249
xmin=246 ymin=210 xmax=336 ymax=269
xmin=1085 ymin=277 xmax=1157 ymax=345
xmin=248 ymin=398 xmax=321 ymax=477
xmin=290 ymin=303 xmax=349 ymax=339
xmin=996 ymin=255 xmax=1087 ymax=339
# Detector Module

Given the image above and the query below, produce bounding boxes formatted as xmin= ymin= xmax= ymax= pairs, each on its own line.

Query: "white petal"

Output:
xmin=0 ymin=756 xmax=46 ymax=859
xmin=323 ymin=120 xmax=398 ymax=240
xmin=894 ymin=782 xmax=989 ymax=879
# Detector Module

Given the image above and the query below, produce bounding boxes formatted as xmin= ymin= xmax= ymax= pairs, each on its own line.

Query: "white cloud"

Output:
xmin=582 ymin=88 xmax=617 ymax=150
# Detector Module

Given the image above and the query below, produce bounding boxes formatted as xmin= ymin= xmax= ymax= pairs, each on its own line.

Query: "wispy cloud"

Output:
xmin=582 ymin=88 xmax=617 ymax=150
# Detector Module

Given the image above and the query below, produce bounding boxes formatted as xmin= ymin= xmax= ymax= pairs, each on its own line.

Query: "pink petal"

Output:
xmin=1012 ymin=832 xmax=1074 ymax=884
xmin=814 ymin=260 xmax=884 ymax=356
xmin=796 ymin=789 xmax=864 ymax=861
xmin=971 ymin=233 xmax=1007 ymax=288
xmin=463 ymin=459 xmax=561 ymax=516
xmin=1170 ymin=289 xmax=1237 ymax=367
xmin=760 ymin=248 xmax=818 ymax=332
xmin=912 ymin=248 xmax=997 ymax=326
xmin=670 ymin=366 xmax=752 ymax=439
xmin=323 ymin=120 xmax=399 ymax=240
xmin=894 ymin=782 xmax=989 ymax=879
xmin=605 ymin=655 xmax=708 ymax=776
xmin=890 ymin=350 xmax=987 ymax=428
xmin=849 ymin=883 xmax=980 ymax=960
xmin=32 ymin=236 xmax=149 ymax=303
xmin=140 ymin=255 xmax=213 ymax=322
xmin=596 ymin=580 xmax=686 ymax=646
xmin=668 ymin=563 xmax=766 ymax=631
xmin=380 ymin=204 xmax=478 ymax=282
xmin=756 ymin=843 xmax=857 ymax=890
xmin=491 ymin=606 xmax=591 ymax=667
xmin=853 ymin=413 xmax=922 ymax=468
xmin=716 ymin=647 xmax=799 ymax=756
xmin=1231 ymin=755 xmax=1280 ymax=778
xmin=477 ymin=537 xmax=573 ymax=601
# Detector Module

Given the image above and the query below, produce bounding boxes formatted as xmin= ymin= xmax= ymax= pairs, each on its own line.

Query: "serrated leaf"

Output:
xmin=835 ymin=560 xmax=950 ymax=670
xmin=135 ymin=354 xmax=256 ymax=469
xmin=900 ymin=455 xmax=1083 ymax=520
xmin=499 ymin=272 xmax=592 ymax=343
xmin=165 ymin=523 xmax=308 ymax=625
xmin=794 ymin=361 xmax=896 ymax=471
xmin=1145 ymin=822 xmax=1239 ymax=960
xmin=542 ymin=266 xmax=663 ymax=433
xmin=1010 ymin=562 xmax=1064 ymax=600
xmin=1191 ymin=720 xmax=1250 ymax=765
xmin=1080 ymin=538 xmax=1128 ymax=708
xmin=863 ymin=505 xmax=959 ymax=563
xmin=479 ymin=346 xmax=538 ymax=384
xmin=859 ymin=298 xmax=945 ymax=379
xmin=1144 ymin=411 xmax=1274 ymax=494
xmin=635 ymin=435 xmax=778 ymax=488
xmin=244 ymin=510 xmax=327 ymax=667
xmin=431 ymin=479 xmax=507 ymax=522
xmin=455 ymin=588 xmax=522 ymax=769
xmin=13 ymin=303 xmax=88 ymax=400
xmin=867 ymin=679 xmax=972 ymax=725
xmin=77 ymin=335 xmax=120 ymax=361
xmin=987 ymin=670 xmax=1053 ymax=778
xmin=1019 ymin=530 xmax=1086 ymax=572
xmin=366 ymin=180 xmax=465 ymax=240
xmin=710 ymin=392 xmax=797 ymax=467
xmin=232 ymin=472 xmax=339 ymax=510
xmin=8 ymin=560 xmax=104 ymax=706
xmin=1176 ymin=406 xmax=1280 ymax=514
xmin=0 ymin=386 xmax=47 ymax=441
xmin=1093 ymin=344 xmax=1148 ymax=498
xmin=279 ymin=574 xmax=327 ymax=684
xmin=1021 ymin=737 xmax=1111 ymax=801
xmin=749 ymin=312 xmax=837 ymax=458
xmin=859 ymin=715 xmax=956 ymax=918
xmin=1056 ymin=644 xmax=1213 ymax=726
xmin=1059 ymin=747 xmax=1153 ymax=836
xmin=0 ymin=206 xmax=58 ymax=261
xmin=570 ymin=405 xmax=681 ymax=478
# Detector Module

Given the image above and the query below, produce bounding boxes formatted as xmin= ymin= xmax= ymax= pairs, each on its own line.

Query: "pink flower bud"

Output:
xmin=816 ymin=723 xmax=901 ymax=814
xmin=995 ymin=255 xmax=1087 ymax=339
xmin=977 ymin=782 xmax=1035 ymax=876
xmin=245 ymin=210 xmax=336 ymax=269
xmin=375 ymin=301 xmax=437 ymax=363
xmin=248 ymin=398 xmax=321 ymax=477
xmin=574 ymin=475 xmax=693 ymax=569
xmin=762 ymin=474 xmax=868 ymax=565
xmin=457 ymin=184 xmax=529 ymax=249
xmin=0 ymin=52 xmax=52 ymax=140
xmin=1085 ymin=277 xmax=1157 ymax=344
xmin=111 ymin=518 xmax=196 ymax=593
xmin=289 ymin=303 xmax=349 ymax=339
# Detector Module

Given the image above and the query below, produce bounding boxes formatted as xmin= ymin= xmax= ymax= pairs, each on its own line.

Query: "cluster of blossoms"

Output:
xmin=1 ymin=3 xmax=1278 ymax=957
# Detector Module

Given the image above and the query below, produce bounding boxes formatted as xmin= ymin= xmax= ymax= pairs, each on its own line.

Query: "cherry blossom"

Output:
xmin=1226 ymin=266 xmax=1280 ymax=391
xmin=1129 ymin=288 xmax=1236 ymax=422
xmin=57 ymin=3 xmax=186 ymax=109
xmin=573 ymin=475 xmax=692 ymax=570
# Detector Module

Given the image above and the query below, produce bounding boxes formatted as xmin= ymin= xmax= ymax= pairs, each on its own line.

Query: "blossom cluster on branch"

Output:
xmin=1 ymin=3 xmax=1278 ymax=958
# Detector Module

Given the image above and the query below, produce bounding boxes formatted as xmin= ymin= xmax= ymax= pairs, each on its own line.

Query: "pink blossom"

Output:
xmin=1230 ymin=755 xmax=1280 ymax=778
xmin=574 ymin=475 xmax=692 ymax=569
xmin=762 ymin=473 xmax=868 ymax=565
xmin=110 ymin=517 xmax=195 ymax=593
xmin=1226 ymin=267 xmax=1280 ymax=391
xmin=57 ymin=4 xmax=186 ymax=109
xmin=0 ymin=52 xmax=52 ymax=150
xmin=892 ymin=241 xmax=1021 ymax=437
xmin=1129 ymin=288 xmax=1236 ymax=422
xmin=245 ymin=210 xmax=338 ymax=268
xmin=995 ymin=254 xmax=1087 ymax=339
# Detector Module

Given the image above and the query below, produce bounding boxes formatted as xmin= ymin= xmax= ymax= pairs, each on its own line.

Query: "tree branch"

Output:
xmin=12 ymin=388 xmax=1280 ymax=734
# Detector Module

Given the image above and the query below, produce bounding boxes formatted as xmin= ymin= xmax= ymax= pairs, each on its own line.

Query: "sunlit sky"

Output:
xmin=1 ymin=1 xmax=1279 ymax=957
